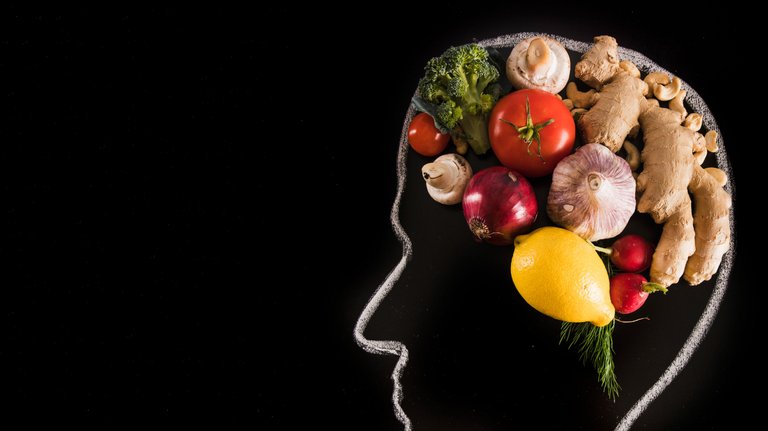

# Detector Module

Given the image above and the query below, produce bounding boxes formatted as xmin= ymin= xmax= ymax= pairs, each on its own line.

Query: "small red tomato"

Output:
xmin=610 ymin=234 xmax=655 ymax=272
xmin=610 ymin=273 xmax=667 ymax=314
xmin=407 ymin=112 xmax=450 ymax=156
xmin=488 ymin=89 xmax=575 ymax=177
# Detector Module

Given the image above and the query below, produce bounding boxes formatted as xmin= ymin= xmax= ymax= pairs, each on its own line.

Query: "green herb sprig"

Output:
xmin=560 ymin=320 xmax=619 ymax=400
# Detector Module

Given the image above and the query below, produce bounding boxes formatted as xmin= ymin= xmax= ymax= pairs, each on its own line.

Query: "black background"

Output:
xmin=3 ymin=4 xmax=760 ymax=429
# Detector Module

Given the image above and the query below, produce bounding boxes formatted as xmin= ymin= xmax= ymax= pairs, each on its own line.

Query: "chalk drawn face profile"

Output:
xmin=354 ymin=33 xmax=735 ymax=430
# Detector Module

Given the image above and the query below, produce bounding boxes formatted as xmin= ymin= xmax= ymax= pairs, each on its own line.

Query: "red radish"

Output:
xmin=594 ymin=234 xmax=655 ymax=272
xmin=610 ymin=273 xmax=667 ymax=314
xmin=462 ymin=166 xmax=538 ymax=245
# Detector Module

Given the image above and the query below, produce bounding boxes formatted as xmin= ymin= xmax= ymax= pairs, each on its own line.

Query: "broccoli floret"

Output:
xmin=436 ymin=100 xmax=462 ymax=129
xmin=417 ymin=44 xmax=500 ymax=154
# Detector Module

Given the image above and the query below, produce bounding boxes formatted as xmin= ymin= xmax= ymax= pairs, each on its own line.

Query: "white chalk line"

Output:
xmin=353 ymin=103 xmax=416 ymax=431
xmin=354 ymin=33 xmax=736 ymax=431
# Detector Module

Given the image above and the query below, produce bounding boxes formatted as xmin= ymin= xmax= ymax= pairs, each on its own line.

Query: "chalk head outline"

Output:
xmin=353 ymin=33 xmax=736 ymax=431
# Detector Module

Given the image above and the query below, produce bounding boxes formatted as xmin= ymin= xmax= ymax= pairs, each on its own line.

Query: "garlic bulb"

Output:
xmin=547 ymin=144 xmax=635 ymax=241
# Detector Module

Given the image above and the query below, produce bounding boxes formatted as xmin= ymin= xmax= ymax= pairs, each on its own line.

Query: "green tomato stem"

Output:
xmin=500 ymin=96 xmax=555 ymax=161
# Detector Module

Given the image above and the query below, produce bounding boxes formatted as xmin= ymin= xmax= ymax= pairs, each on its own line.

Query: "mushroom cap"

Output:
xmin=506 ymin=36 xmax=570 ymax=94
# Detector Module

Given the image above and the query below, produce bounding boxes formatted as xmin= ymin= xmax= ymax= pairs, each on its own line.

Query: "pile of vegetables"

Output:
xmin=406 ymin=36 xmax=732 ymax=400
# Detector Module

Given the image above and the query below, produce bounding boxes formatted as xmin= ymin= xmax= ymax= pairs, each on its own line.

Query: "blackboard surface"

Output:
xmin=3 ymin=4 xmax=759 ymax=429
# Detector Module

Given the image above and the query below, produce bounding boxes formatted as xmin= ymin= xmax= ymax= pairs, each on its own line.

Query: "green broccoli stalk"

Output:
xmin=416 ymin=44 xmax=501 ymax=155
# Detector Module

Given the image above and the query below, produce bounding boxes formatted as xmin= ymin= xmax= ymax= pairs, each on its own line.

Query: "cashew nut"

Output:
xmin=566 ymin=82 xmax=599 ymax=108
xmin=646 ymin=98 xmax=660 ymax=108
xmin=654 ymin=76 xmax=682 ymax=101
xmin=684 ymin=113 xmax=703 ymax=131
xmin=693 ymin=132 xmax=706 ymax=153
xmin=693 ymin=148 xmax=707 ymax=165
xmin=422 ymin=153 xmax=473 ymax=205
xmin=705 ymin=167 xmax=727 ymax=187
xmin=555 ymin=93 xmax=562 ymax=100
xmin=705 ymin=130 xmax=718 ymax=152
xmin=669 ymin=89 xmax=687 ymax=121
xmin=571 ymin=108 xmax=588 ymax=118
xmin=636 ymin=173 xmax=647 ymax=193
xmin=628 ymin=124 xmax=640 ymax=138
xmin=623 ymin=140 xmax=640 ymax=171
xmin=562 ymin=99 xmax=574 ymax=110
xmin=619 ymin=60 xmax=641 ymax=78
xmin=643 ymin=72 xmax=670 ymax=98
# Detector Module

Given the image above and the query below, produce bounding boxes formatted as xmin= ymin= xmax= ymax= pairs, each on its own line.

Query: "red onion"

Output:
xmin=462 ymin=166 xmax=538 ymax=245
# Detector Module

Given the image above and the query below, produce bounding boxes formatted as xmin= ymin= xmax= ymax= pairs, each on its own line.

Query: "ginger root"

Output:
xmin=574 ymin=36 xmax=620 ymax=89
xmin=650 ymin=195 xmax=696 ymax=287
xmin=578 ymin=73 xmax=648 ymax=152
xmin=636 ymin=104 xmax=696 ymax=223
xmin=575 ymin=36 xmax=649 ymax=152
xmin=637 ymin=104 xmax=732 ymax=286
xmin=684 ymin=165 xmax=732 ymax=285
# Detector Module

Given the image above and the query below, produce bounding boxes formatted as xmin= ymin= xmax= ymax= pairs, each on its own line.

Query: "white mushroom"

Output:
xmin=506 ymin=36 xmax=571 ymax=94
xmin=421 ymin=153 xmax=473 ymax=205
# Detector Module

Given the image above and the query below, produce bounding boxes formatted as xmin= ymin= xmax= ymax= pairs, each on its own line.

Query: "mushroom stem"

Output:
xmin=422 ymin=162 xmax=457 ymax=191
xmin=421 ymin=153 xmax=473 ymax=205
xmin=526 ymin=38 xmax=551 ymax=73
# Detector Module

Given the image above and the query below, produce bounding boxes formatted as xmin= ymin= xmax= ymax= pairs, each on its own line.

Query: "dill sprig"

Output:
xmin=560 ymin=320 xmax=619 ymax=400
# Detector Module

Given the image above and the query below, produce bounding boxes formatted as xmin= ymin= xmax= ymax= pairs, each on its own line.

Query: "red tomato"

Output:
xmin=408 ymin=112 xmax=450 ymax=156
xmin=488 ymin=89 xmax=575 ymax=177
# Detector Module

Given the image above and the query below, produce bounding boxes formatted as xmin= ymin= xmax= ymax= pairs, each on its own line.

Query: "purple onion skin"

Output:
xmin=462 ymin=166 xmax=538 ymax=246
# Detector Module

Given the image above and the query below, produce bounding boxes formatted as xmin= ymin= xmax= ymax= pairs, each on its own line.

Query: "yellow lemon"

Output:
xmin=511 ymin=226 xmax=614 ymax=326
